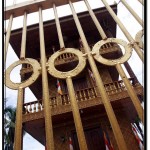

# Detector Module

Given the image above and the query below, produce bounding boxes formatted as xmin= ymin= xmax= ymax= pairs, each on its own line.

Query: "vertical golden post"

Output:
xmin=20 ymin=11 xmax=27 ymax=59
xmin=53 ymin=3 xmax=65 ymax=49
xmin=137 ymin=0 xmax=144 ymax=5
xmin=101 ymin=0 xmax=144 ymax=62
xmin=66 ymin=76 xmax=88 ymax=150
xmin=116 ymin=63 xmax=144 ymax=122
xmin=69 ymin=1 xmax=128 ymax=150
xmin=39 ymin=7 xmax=54 ymax=150
xmin=14 ymin=87 xmax=23 ymax=150
xmin=84 ymin=0 xmax=107 ymax=40
xmin=4 ymin=14 xmax=13 ymax=65
xmin=53 ymin=4 xmax=88 ymax=148
xmin=121 ymin=0 xmax=143 ymax=26
xmin=14 ymin=11 xmax=28 ymax=150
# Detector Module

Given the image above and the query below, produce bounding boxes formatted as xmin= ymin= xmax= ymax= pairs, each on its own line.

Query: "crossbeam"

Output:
xmin=4 ymin=0 xmax=81 ymax=20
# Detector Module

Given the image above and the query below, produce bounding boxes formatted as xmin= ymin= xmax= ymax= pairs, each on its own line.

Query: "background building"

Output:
xmin=4 ymin=0 xmax=144 ymax=150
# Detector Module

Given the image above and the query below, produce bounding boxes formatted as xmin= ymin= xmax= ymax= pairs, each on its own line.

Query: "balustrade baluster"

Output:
xmin=53 ymin=98 xmax=56 ymax=107
xmin=42 ymin=100 xmax=44 ymax=110
xmin=83 ymin=89 xmax=87 ymax=100
xmin=38 ymin=101 xmax=41 ymax=112
xmin=91 ymin=88 xmax=95 ymax=98
xmin=33 ymin=102 xmax=36 ymax=112
xmin=75 ymin=92 xmax=79 ymax=102
xmin=25 ymin=104 xmax=28 ymax=114
xmin=63 ymin=53 xmax=65 ymax=59
xmin=120 ymin=81 xmax=125 ymax=91
xmin=104 ymin=85 xmax=109 ymax=95
xmin=105 ymin=43 xmax=109 ymax=48
xmin=66 ymin=94 xmax=69 ymax=104
xmin=113 ymin=82 xmax=117 ymax=93
xmin=29 ymin=103 xmax=32 ymax=113
xmin=63 ymin=95 xmax=67 ymax=105
xmin=87 ymin=88 xmax=92 ymax=99
xmin=79 ymin=90 xmax=83 ymax=101
xmin=108 ymin=43 xmax=112 ymax=47
xmin=116 ymin=81 xmax=122 ymax=92
xmin=93 ymin=87 xmax=97 ymax=97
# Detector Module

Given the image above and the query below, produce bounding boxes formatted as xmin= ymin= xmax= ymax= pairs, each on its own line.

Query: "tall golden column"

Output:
xmin=53 ymin=4 xmax=65 ymax=49
xmin=53 ymin=4 xmax=88 ymax=149
xmin=14 ymin=87 xmax=24 ymax=150
xmin=84 ymin=0 xmax=143 ymax=123
xmin=137 ymin=0 xmax=144 ymax=5
xmin=121 ymin=0 xmax=143 ymax=26
xmin=84 ymin=0 xmax=107 ymax=39
xmin=116 ymin=63 xmax=144 ymax=122
xmin=14 ymin=11 xmax=27 ymax=150
xmin=101 ymin=0 xmax=144 ymax=62
xmin=38 ymin=7 xmax=54 ymax=150
xmin=69 ymin=1 xmax=128 ymax=150
xmin=4 ymin=14 xmax=13 ymax=65
xmin=20 ymin=11 xmax=27 ymax=59
xmin=66 ymin=77 xmax=88 ymax=150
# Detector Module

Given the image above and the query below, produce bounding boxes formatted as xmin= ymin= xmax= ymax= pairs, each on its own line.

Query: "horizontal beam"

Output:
xmin=4 ymin=0 xmax=81 ymax=20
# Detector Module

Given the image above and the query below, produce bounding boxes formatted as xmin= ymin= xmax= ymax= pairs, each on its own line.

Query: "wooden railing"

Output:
xmin=20 ymin=43 xmax=120 ymax=75
xmin=54 ymin=53 xmax=78 ymax=65
xmin=23 ymin=78 xmax=134 ymax=114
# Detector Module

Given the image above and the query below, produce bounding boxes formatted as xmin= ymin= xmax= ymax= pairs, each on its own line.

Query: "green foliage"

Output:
xmin=4 ymin=106 xmax=16 ymax=149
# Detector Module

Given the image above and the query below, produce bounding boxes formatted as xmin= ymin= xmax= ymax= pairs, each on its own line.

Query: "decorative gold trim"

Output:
xmin=5 ymin=58 xmax=41 ymax=89
xmin=135 ymin=29 xmax=144 ymax=49
xmin=92 ymin=38 xmax=132 ymax=66
xmin=47 ymin=48 xmax=86 ymax=79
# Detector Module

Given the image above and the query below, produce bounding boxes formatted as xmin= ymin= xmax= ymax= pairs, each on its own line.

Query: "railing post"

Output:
xmin=116 ymin=63 xmax=144 ymax=123
xmin=69 ymin=1 xmax=128 ymax=149
xmin=38 ymin=7 xmax=54 ymax=150
xmin=66 ymin=76 xmax=88 ymax=150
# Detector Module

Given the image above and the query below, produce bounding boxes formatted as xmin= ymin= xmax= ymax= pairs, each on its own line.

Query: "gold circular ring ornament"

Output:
xmin=5 ymin=58 xmax=41 ymax=90
xmin=135 ymin=29 xmax=144 ymax=49
xmin=47 ymin=48 xmax=86 ymax=79
xmin=92 ymin=38 xmax=132 ymax=66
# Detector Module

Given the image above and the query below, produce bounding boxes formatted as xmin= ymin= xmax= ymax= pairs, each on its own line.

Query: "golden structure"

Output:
xmin=4 ymin=0 xmax=144 ymax=150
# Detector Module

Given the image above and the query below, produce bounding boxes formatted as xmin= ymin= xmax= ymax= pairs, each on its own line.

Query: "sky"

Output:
xmin=4 ymin=0 xmax=144 ymax=149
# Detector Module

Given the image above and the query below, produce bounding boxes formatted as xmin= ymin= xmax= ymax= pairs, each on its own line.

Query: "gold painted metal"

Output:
xmin=4 ymin=14 xmax=13 ymax=65
xmin=121 ymin=0 xmax=143 ymax=26
xmin=135 ymin=29 xmax=144 ymax=49
xmin=14 ymin=10 xmax=27 ymax=150
xmin=137 ymin=0 xmax=144 ymax=5
xmin=14 ymin=87 xmax=23 ymax=150
xmin=84 ymin=0 xmax=107 ymax=40
xmin=53 ymin=3 xmax=65 ymax=49
xmin=39 ymin=7 xmax=54 ymax=150
xmin=48 ymin=7 xmax=88 ymax=147
xmin=20 ymin=11 xmax=27 ymax=59
xmin=116 ymin=63 xmax=144 ymax=122
xmin=92 ymin=38 xmax=143 ymax=123
xmin=92 ymin=38 xmax=132 ymax=66
xmin=66 ymin=76 xmax=88 ymax=150
xmin=47 ymin=48 xmax=86 ymax=79
xmin=101 ymin=0 xmax=144 ymax=62
xmin=69 ymin=1 xmax=128 ymax=150
xmin=5 ymin=58 xmax=41 ymax=89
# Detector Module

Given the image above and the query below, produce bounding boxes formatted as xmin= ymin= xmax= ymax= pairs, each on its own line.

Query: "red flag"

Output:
xmin=104 ymin=132 xmax=110 ymax=150
xmin=103 ymin=131 xmax=114 ymax=150
xmin=131 ymin=123 xmax=143 ymax=150
xmin=69 ymin=137 xmax=74 ymax=150
xmin=57 ymin=79 xmax=63 ymax=95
